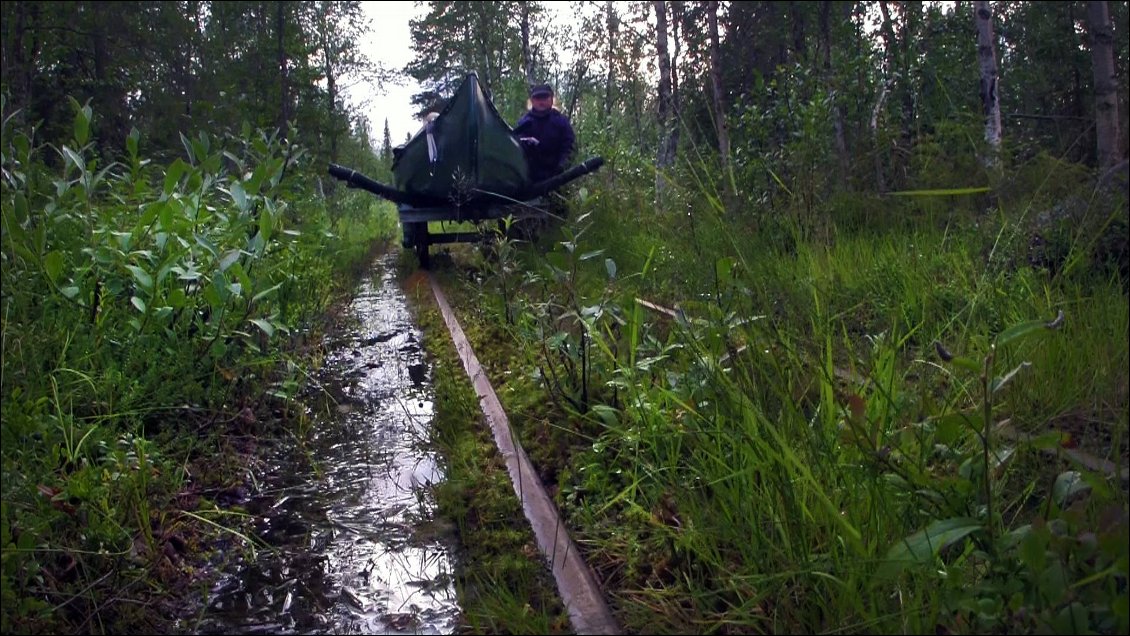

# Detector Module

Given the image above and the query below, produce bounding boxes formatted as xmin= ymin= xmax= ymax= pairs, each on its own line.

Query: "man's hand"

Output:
xmin=519 ymin=136 xmax=540 ymax=146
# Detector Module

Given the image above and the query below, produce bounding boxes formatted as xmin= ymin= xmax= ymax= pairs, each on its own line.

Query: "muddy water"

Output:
xmin=192 ymin=254 xmax=460 ymax=635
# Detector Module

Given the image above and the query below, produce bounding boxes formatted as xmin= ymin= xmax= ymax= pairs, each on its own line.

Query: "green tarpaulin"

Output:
xmin=392 ymin=72 xmax=529 ymax=205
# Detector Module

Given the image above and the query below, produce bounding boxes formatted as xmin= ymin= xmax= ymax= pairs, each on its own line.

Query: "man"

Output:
xmin=514 ymin=83 xmax=576 ymax=184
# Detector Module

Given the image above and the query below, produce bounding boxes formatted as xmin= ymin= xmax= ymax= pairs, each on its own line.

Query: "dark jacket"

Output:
xmin=513 ymin=108 xmax=575 ymax=183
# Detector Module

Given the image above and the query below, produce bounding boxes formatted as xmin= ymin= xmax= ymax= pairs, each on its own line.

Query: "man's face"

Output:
xmin=531 ymin=94 xmax=552 ymax=111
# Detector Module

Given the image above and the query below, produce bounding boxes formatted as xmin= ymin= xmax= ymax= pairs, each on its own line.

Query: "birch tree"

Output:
xmin=873 ymin=0 xmax=897 ymax=190
xmin=707 ymin=0 xmax=732 ymax=206
xmin=521 ymin=2 xmax=535 ymax=86
xmin=974 ymin=0 xmax=1002 ymax=163
xmin=1086 ymin=0 xmax=1122 ymax=170
xmin=654 ymin=0 xmax=675 ymax=194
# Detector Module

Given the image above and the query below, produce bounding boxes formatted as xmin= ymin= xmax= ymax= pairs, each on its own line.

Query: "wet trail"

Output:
xmin=193 ymin=254 xmax=460 ymax=635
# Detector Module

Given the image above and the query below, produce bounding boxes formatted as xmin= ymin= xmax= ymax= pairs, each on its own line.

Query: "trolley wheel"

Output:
xmin=412 ymin=222 xmax=430 ymax=269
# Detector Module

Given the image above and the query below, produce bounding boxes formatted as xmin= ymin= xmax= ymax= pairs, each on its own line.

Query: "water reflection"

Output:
xmin=193 ymin=254 xmax=460 ymax=635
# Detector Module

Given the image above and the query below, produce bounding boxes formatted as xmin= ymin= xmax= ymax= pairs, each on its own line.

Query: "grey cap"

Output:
xmin=529 ymin=83 xmax=554 ymax=98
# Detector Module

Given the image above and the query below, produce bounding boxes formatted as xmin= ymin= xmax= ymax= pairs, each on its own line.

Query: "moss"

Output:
xmin=405 ymin=272 xmax=571 ymax=635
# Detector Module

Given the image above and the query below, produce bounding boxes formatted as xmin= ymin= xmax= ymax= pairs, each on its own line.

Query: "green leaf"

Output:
xmin=991 ymin=361 xmax=1032 ymax=394
xmin=231 ymin=182 xmax=248 ymax=212
xmin=60 ymin=286 xmax=80 ymax=299
xmin=231 ymin=263 xmax=251 ymax=294
xmin=248 ymin=231 xmax=265 ymax=255
xmin=126 ymin=128 xmax=139 ymax=158
xmin=950 ymin=356 xmax=982 ymax=374
xmin=139 ymin=202 xmax=160 ymax=229
xmin=131 ymin=296 xmax=147 ymax=313
xmin=175 ymin=263 xmax=201 ymax=281
xmin=716 ymin=256 xmax=734 ymax=282
xmin=218 ymin=249 xmax=241 ymax=272
xmin=1017 ymin=525 xmax=1048 ymax=572
xmin=1053 ymin=602 xmax=1088 ymax=635
xmin=249 ymin=318 xmax=275 ymax=337
xmin=126 ymin=265 xmax=153 ymax=290
xmin=222 ymin=150 xmax=244 ymax=172
xmin=252 ymin=282 xmax=282 ymax=303
xmin=1052 ymin=471 xmax=1089 ymax=507
xmin=258 ymin=206 xmax=273 ymax=242
xmin=164 ymin=159 xmax=186 ymax=195
xmin=1040 ymin=561 xmax=1068 ymax=605
xmin=13 ymin=192 xmax=29 ymax=225
xmin=167 ymin=287 xmax=187 ymax=309
xmin=1028 ymin=430 xmax=1069 ymax=450
xmin=158 ymin=201 xmax=175 ymax=231
xmin=995 ymin=316 xmax=1058 ymax=348
xmin=203 ymin=283 xmax=222 ymax=308
xmin=879 ymin=517 xmax=982 ymax=578
xmin=62 ymin=146 xmax=85 ymax=173
xmin=194 ymin=234 xmax=218 ymax=258
xmin=579 ymin=249 xmax=604 ymax=261
xmin=932 ymin=411 xmax=974 ymax=445
xmin=44 ymin=251 xmax=64 ymax=283
xmin=180 ymin=132 xmax=195 ymax=164
xmin=74 ymin=104 xmax=90 ymax=146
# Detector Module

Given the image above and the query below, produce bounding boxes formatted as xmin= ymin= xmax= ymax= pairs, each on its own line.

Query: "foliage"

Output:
xmin=0 ymin=1 xmax=385 ymax=165
xmin=432 ymin=126 xmax=1128 ymax=633
xmin=0 ymin=98 xmax=394 ymax=634
xmin=3 ymin=0 xmax=1129 ymax=633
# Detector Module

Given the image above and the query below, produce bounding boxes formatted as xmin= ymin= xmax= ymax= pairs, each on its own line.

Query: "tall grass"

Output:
xmin=441 ymin=133 xmax=1128 ymax=634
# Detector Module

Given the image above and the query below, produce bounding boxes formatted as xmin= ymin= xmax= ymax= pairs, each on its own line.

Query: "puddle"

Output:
xmin=190 ymin=254 xmax=460 ymax=635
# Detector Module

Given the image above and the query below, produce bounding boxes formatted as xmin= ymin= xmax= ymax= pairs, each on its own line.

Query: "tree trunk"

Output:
xmin=90 ymin=2 xmax=111 ymax=135
xmin=1087 ymin=0 xmax=1122 ymax=170
xmin=521 ymin=3 xmax=534 ymax=85
xmin=277 ymin=2 xmax=290 ymax=135
xmin=874 ymin=0 xmax=898 ymax=191
xmin=318 ymin=3 xmax=339 ymax=163
xmin=654 ymin=0 xmax=675 ymax=195
xmin=820 ymin=0 xmax=848 ymax=185
xmin=707 ymin=0 xmax=732 ymax=206
xmin=790 ymin=1 xmax=807 ymax=62
xmin=604 ymin=0 xmax=618 ymax=121
xmin=325 ymin=50 xmax=337 ymax=161
xmin=474 ymin=5 xmax=496 ymax=93
xmin=668 ymin=1 xmax=682 ymax=166
xmin=185 ymin=1 xmax=202 ymax=120
xmin=899 ymin=1 xmax=921 ymax=146
xmin=566 ymin=60 xmax=586 ymax=120
xmin=974 ymin=1 xmax=1002 ymax=163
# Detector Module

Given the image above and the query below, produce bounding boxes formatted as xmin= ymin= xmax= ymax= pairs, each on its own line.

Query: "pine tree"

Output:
xmin=381 ymin=117 xmax=393 ymax=161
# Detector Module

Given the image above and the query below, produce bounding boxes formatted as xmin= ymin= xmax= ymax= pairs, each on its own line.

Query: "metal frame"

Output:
xmin=398 ymin=198 xmax=548 ymax=268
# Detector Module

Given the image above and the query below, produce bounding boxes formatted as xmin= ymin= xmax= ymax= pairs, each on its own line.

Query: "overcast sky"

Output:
xmin=341 ymin=1 xmax=582 ymax=150
xmin=340 ymin=1 xmax=427 ymax=148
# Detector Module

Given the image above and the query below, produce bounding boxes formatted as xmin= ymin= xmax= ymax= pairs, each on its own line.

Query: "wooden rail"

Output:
xmin=429 ymin=273 xmax=621 ymax=635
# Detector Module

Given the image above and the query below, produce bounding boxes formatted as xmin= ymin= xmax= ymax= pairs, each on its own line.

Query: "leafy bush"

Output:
xmin=1 ymin=98 xmax=392 ymax=633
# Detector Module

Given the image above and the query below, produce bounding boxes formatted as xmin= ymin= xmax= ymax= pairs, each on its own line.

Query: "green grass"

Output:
xmin=425 ymin=149 xmax=1129 ymax=634
xmin=403 ymin=269 xmax=571 ymax=635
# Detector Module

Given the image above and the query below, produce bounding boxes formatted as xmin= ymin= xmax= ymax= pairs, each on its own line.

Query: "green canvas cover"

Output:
xmin=392 ymin=72 xmax=529 ymax=205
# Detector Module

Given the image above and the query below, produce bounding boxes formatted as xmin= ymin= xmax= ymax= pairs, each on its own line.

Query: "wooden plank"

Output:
xmin=428 ymin=273 xmax=621 ymax=635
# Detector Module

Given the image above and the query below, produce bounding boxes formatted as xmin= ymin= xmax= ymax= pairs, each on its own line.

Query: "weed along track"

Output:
xmin=427 ymin=272 xmax=622 ymax=635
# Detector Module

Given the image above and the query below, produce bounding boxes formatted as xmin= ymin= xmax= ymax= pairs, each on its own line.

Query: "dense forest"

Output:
xmin=2 ymin=1 xmax=1127 ymax=634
